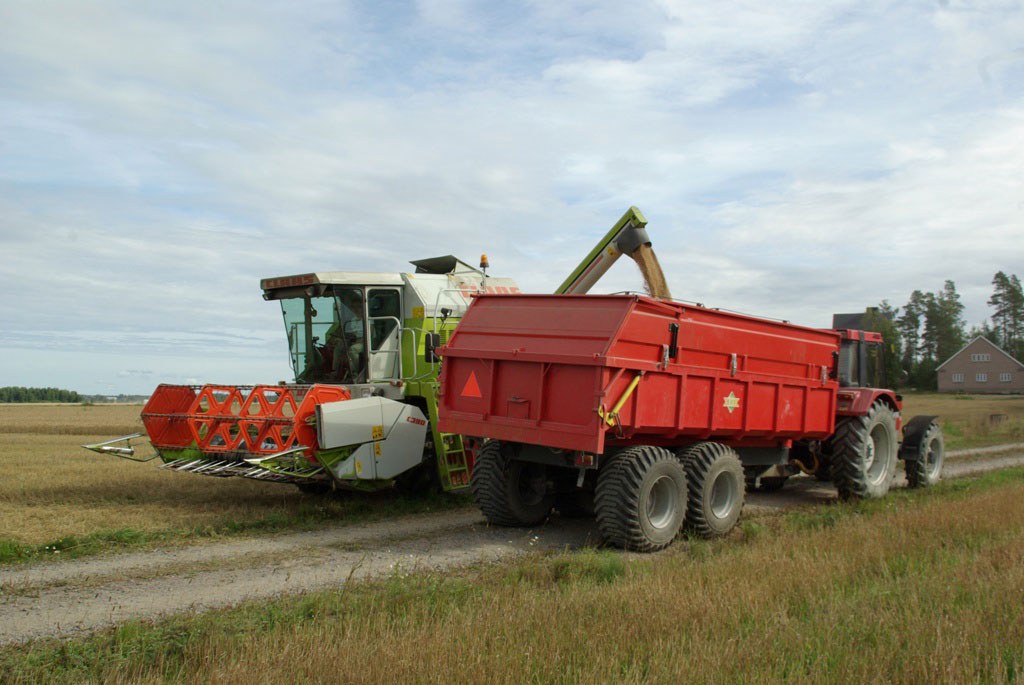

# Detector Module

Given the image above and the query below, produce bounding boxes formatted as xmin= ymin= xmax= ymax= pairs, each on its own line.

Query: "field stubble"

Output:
xmin=0 ymin=395 xmax=1021 ymax=555
xmin=0 ymin=404 xmax=467 ymax=554
xmin=2 ymin=470 xmax=1023 ymax=683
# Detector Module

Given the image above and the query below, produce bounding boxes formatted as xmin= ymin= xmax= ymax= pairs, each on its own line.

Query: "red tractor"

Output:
xmin=437 ymin=293 xmax=943 ymax=552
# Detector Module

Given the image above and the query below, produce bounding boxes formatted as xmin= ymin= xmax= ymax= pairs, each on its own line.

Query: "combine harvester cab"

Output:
xmin=438 ymin=292 xmax=944 ymax=552
xmin=85 ymin=256 xmax=520 ymax=494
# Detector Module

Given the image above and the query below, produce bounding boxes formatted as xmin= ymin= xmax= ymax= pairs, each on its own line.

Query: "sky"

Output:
xmin=1 ymin=0 xmax=1023 ymax=395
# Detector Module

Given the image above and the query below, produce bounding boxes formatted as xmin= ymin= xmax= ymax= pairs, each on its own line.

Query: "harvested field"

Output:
xmin=0 ymin=404 xmax=468 ymax=554
xmin=2 ymin=468 xmax=1023 ymax=683
xmin=899 ymin=392 xmax=1024 ymax=449
xmin=0 ymin=396 xmax=1020 ymax=557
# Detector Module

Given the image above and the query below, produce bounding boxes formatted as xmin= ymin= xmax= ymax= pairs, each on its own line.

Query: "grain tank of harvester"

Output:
xmin=85 ymin=256 xmax=521 ymax=494
xmin=437 ymin=216 xmax=945 ymax=552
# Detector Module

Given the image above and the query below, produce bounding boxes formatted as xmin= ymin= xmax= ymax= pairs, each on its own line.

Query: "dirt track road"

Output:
xmin=2 ymin=446 xmax=1023 ymax=646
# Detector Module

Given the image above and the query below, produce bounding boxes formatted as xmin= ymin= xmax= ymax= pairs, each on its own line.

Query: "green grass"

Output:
xmin=0 ymin=491 xmax=473 ymax=565
xmin=4 ymin=468 xmax=1024 ymax=684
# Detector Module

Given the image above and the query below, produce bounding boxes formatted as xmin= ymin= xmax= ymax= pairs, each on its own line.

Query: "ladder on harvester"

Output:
xmin=436 ymin=432 xmax=470 ymax=489
xmin=426 ymin=395 xmax=471 ymax=490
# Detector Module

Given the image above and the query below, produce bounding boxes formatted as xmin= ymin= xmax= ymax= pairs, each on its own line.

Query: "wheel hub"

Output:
xmin=646 ymin=475 xmax=679 ymax=530
xmin=866 ymin=423 xmax=893 ymax=485
xmin=710 ymin=471 xmax=737 ymax=519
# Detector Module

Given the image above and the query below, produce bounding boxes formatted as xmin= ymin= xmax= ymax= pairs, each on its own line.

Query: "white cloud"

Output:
xmin=1 ymin=1 xmax=1023 ymax=392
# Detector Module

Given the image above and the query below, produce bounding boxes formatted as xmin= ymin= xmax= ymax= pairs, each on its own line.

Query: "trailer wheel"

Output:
xmin=905 ymin=421 xmax=944 ymax=488
xmin=678 ymin=442 xmax=745 ymax=538
xmin=471 ymin=441 xmax=553 ymax=527
xmin=595 ymin=445 xmax=687 ymax=552
xmin=830 ymin=402 xmax=898 ymax=499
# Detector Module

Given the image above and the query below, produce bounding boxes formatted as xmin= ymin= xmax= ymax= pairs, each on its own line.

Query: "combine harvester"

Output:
xmin=85 ymin=208 xmax=663 ymax=495
xmin=438 ymin=257 xmax=945 ymax=551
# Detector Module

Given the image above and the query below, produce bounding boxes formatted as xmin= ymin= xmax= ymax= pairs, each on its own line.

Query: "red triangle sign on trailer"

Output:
xmin=461 ymin=371 xmax=482 ymax=398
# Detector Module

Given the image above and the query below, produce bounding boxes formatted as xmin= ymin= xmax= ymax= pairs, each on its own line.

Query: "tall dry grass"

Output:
xmin=4 ymin=472 xmax=1022 ymax=684
xmin=191 ymin=481 xmax=1024 ymax=684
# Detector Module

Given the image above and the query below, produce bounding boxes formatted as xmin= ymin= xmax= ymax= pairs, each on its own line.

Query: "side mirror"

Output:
xmin=424 ymin=332 xmax=442 ymax=363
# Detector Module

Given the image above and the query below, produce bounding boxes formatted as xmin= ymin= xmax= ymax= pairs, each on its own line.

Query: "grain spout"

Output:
xmin=630 ymin=244 xmax=672 ymax=300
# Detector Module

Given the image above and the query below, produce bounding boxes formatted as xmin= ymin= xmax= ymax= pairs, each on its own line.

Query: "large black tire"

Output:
xmin=830 ymin=402 xmax=898 ymax=499
xmin=471 ymin=441 xmax=554 ymax=527
xmin=905 ymin=421 xmax=944 ymax=488
xmin=595 ymin=445 xmax=687 ymax=552
xmin=678 ymin=442 xmax=745 ymax=538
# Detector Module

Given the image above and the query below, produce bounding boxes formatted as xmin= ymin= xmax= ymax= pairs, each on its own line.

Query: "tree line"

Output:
xmin=858 ymin=271 xmax=1024 ymax=390
xmin=0 ymin=387 xmax=83 ymax=403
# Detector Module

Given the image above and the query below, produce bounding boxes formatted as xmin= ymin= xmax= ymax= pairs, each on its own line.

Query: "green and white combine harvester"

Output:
xmin=84 ymin=209 xmax=661 ymax=494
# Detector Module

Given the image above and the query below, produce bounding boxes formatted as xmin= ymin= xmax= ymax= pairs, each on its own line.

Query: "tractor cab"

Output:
xmin=260 ymin=274 xmax=405 ymax=385
xmin=835 ymin=329 xmax=885 ymax=388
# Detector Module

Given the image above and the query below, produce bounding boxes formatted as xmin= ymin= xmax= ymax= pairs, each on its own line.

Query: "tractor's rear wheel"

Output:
xmin=471 ymin=441 xmax=554 ymax=527
xmin=678 ymin=442 xmax=745 ymax=538
xmin=830 ymin=402 xmax=898 ymax=499
xmin=905 ymin=421 xmax=944 ymax=488
xmin=595 ymin=445 xmax=687 ymax=552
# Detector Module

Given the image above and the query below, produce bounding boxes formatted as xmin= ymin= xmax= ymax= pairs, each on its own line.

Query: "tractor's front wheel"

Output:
xmin=905 ymin=421 xmax=944 ymax=488
xmin=471 ymin=441 xmax=554 ymax=527
xmin=830 ymin=402 xmax=899 ymax=499
xmin=678 ymin=442 xmax=746 ymax=538
xmin=595 ymin=445 xmax=687 ymax=552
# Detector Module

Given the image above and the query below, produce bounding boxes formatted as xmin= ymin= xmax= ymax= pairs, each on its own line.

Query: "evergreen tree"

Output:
xmin=898 ymin=290 xmax=926 ymax=372
xmin=989 ymin=271 xmax=1024 ymax=358
xmin=0 ymin=387 xmax=82 ymax=403
xmin=968 ymin=321 xmax=1000 ymax=345
xmin=922 ymin=280 xmax=965 ymax=365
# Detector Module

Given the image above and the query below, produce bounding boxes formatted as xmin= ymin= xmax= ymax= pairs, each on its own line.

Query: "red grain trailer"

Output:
xmin=438 ymin=293 xmax=944 ymax=551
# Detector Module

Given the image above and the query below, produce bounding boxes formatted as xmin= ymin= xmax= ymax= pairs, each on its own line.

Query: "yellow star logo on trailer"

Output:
xmin=723 ymin=392 xmax=740 ymax=414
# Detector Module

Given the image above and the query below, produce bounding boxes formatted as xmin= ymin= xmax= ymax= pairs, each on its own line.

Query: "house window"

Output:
xmin=1001 ymin=373 xmax=1013 ymax=382
xmin=976 ymin=373 xmax=988 ymax=383
xmin=970 ymin=353 xmax=992 ymax=362
xmin=951 ymin=373 xmax=964 ymax=383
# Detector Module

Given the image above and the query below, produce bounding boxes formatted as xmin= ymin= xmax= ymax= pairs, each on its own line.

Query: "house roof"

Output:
xmin=936 ymin=335 xmax=1024 ymax=370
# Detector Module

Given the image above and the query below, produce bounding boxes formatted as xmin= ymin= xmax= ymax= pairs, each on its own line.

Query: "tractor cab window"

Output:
xmin=837 ymin=337 xmax=884 ymax=388
xmin=280 ymin=287 xmax=368 ymax=384
xmin=863 ymin=342 xmax=883 ymax=389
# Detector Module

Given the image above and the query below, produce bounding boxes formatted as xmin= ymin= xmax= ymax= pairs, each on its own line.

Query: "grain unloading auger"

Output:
xmin=84 ymin=207 xmax=666 ymax=494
